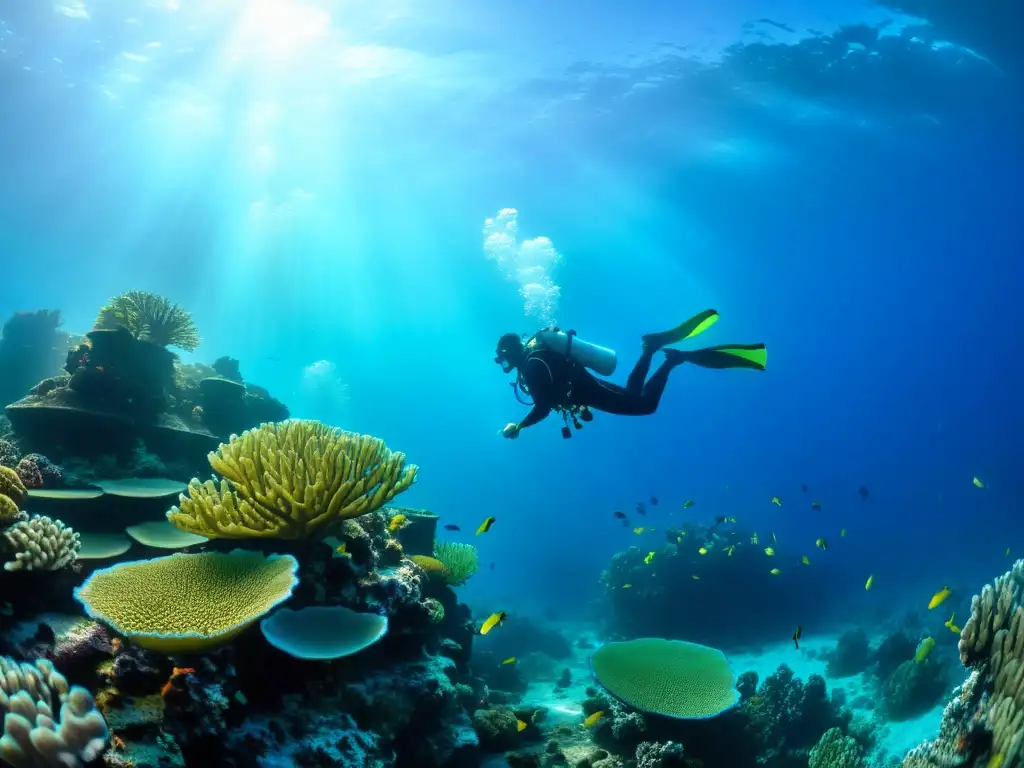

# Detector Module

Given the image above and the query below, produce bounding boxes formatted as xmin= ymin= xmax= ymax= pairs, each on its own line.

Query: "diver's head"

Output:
xmin=494 ymin=333 xmax=526 ymax=373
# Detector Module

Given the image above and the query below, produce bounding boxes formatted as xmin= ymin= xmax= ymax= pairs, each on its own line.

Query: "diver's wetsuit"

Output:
xmin=517 ymin=346 xmax=681 ymax=429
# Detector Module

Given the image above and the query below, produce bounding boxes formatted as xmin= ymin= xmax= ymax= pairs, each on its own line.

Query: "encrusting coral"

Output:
xmin=167 ymin=419 xmax=418 ymax=540
xmin=2 ymin=515 xmax=80 ymax=572
xmin=73 ymin=550 xmax=299 ymax=653
xmin=94 ymin=290 xmax=201 ymax=351
xmin=0 ymin=655 xmax=109 ymax=767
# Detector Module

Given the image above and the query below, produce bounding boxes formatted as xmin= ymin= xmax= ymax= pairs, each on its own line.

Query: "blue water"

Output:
xmin=1 ymin=0 xmax=1021 ymax=635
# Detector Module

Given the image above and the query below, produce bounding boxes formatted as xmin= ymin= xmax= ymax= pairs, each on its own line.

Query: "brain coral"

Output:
xmin=167 ymin=420 xmax=418 ymax=540
xmin=0 ymin=494 xmax=24 ymax=527
xmin=590 ymin=638 xmax=740 ymax=719
xmin=73 ymin=550 xmax=299 ymax=653
xmin=0 ymin=466 xmax=26 ymax=507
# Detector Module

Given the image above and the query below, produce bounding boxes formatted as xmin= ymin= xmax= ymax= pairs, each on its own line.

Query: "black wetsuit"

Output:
xmin=517 ymin=346 xmax=681 ymax=429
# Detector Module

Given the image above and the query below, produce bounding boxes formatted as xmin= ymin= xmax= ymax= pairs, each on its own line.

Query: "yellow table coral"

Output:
xmin=72 ymin=550 xmax=299 ymax=653
xmin=167 ymin=420 xmax=418 ymax=540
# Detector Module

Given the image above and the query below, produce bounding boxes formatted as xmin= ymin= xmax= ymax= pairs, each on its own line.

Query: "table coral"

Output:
xmin=167 ymin=420 xmax=418 ymax=540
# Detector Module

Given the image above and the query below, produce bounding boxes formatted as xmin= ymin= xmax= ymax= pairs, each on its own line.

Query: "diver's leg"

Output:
xmin=637 ymin=351 xmax=689 ymax=413
xmin=625 ymin=347 xmax=656 ymax=395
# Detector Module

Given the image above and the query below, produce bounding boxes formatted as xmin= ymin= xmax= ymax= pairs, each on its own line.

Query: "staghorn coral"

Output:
xmin=167 ymin=420 xmax=418 ymax=540
xmin=72 ymin=550 xmax=299 ymax=653
xmin=0 ymin=464 xmax=26 ymax=506
xmin=434 ymin=540 xmax=480 ymax=586
xmin=809 ymin=727 xmax=864 ymax=768
xmin=0 ymin=655 xmax=109 ymax=767
xmin=94 ymin=290 xmax=201 ymax=351
xmin=2 ymin=515 xmax=80 ymax=572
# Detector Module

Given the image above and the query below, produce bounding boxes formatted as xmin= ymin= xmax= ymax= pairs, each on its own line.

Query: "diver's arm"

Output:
xmin=517 ymin=403 xmax=551 ymax=430
xmin=515 ymin=356 xmax=556 ymax=431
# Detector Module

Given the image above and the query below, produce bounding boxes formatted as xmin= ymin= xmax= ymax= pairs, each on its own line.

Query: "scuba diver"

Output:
xmin=495 ymin=309 xmax=766 ymax=439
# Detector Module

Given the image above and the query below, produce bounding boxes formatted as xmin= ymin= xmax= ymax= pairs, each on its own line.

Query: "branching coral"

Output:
xmin=94 ymin=290 xmax=201 ymax=351
xmin=73 ymin=550 xmax=299 ymax=653
xmin=433 ymin=541 xmax=479 ymax=586
xmin=2 ymin=515 xmax=80 ymax=572
xmin=0 ymin=655 xmax=109 ymax=767
xmin=167 ymin=420 xmax=418 ymax=540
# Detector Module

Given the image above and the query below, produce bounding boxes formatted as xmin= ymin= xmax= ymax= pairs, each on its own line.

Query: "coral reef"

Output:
xmin=826 ymin=628 xmax=872 ymax=678
xmin=433 ymin=540 xmax=480 ymax=586
xmin=167 ymin=420 xmax=418 ymax=540
xmin=94 ymin=291 xmax=200 ymax=352
xmin=2 ymin=515 xmax=80 ymax=572
xmin=878 ymin=657 xmax=949 ymax=721
xmin=809 ymin=727 xmax=864 ymax=768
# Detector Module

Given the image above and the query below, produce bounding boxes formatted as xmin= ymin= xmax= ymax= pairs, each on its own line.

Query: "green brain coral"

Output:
xmin=590 ymin=638 xmax=740 ymax=719
xmin=73 ymin=550 xmax=298 ymax=653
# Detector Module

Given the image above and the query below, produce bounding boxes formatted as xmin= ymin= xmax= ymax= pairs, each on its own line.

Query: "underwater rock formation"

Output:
xmin=825 ymin=628 xmax=872 ymax=678
xmin=0 ymin=310 xmax=70 ymax=409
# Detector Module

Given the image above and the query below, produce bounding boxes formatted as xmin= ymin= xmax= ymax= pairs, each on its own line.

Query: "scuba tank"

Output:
xmin=532 ymin=329 xmax=617 ymax=376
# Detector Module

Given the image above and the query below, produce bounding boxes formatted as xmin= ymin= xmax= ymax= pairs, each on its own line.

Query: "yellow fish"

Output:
xmin=698 ymin=546 xmax=709 ymax=555
xmin=726 ymin=545 xmax=736 ymax=556
xmin=517 ymin=719 xmax=528 ymax=732
xmin=771 ymin=496 xmax=782 ymax=507
xmin=1006 ymin=547 xmax=1012 ymax=557
xmin=928 ymin=586 xmax=951 ymax=610
xmin=915 ymin=636 xmax=935 ymax=662
xmin=865 ymin=574 xmax=874 ymax=590
xmin=973 ymin=476 xmax=985 ymax=489
xmin=840 ymin=528 xmax=847 ymax=537
xmin=633 ymin=527 xmax=646 ymax=535
xmin=770 ymin=568 xmax=781 ymax=575
xmin=945 ymin=613 xmax=960 ymax=634
xmin=479 ymin=611 xmax=506 ymax=635
xmin=644 ymin=551 xmax=656 ymax=565
xmin=476 ymin=517 xmax=496 ymax=535
xmin=691 ymin=575 xmax=700 ymax=580
xmin=583 ymin=711 xmax=605 ymax=728
xmin=988 ymin=752 xmax=1004 ymax=768
xmin=501 ymin=657 xmax=516 ymax=665
xmin=764 ymin=547 xmax=775 ymax=556
xmin=801 ymin=555 xmax=810 ymax=566
xmin=751 ymin=532 xmax=759 ymax=544
xmin=622 ymin=583 xmax=632 ymax=589
xmin=682 ymin=500 xmax=695 ymax=509
xmin=335 ymin=543 xmax=350 ymax=557
xmin=815 ymin=538 xmax=828 ymax=551
xmin=388 ymin=514 xmax=409 ymax=533
xmin=676 ymin=536 xmax=683 ymax=543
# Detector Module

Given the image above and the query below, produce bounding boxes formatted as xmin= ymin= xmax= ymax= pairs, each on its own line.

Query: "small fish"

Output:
xmin=841 ymin=528 xmax=847 ymax=537
xmin=815 ymin=538 xmax=828 ymax=551
xmin=772 ymin=532 xmax=778 ymax=544
xmin=800 ymin=483 xmax=808 ymax=493
xmin=928 ymin=586 xmax=951 ymax=610
xmin=945 ymin=613 xmax=961 ymax=634
xmin=792 ymin=625 xmax=803 ymax=648
xmin=988 ymin=752 xmax=1004 ymax=768
xmin=443 ymin=524 xmax=461 ymax=531
xmin=480 ymin=611 xmax=506 ymax=635
xmin=770 ymin=568 xmax=781 ymax=575
xmin=715 ymin=515 xmax=737 ymax=524
xmin=476 ymin=517 xmax=496 ymax=535
xmin=388 ymin=514 xmax=409 ymax=533
xmin=682 ymin=500 xmax=695 ymax=509
xmin=726 ymin=544 xmax=736 ymax=556
xmin=583 ymin=711 xmax=605 ymax=728
xmin=698 ymin=546 xmax=709 ymax=555
xmin=633 ymin=527 xmax=646 ymax=535
xmin=858 ymin=485 xmax=869 ymax=501
xmin=801 ymin=555 xmax=810 ymax=566
xmin=501 ymin=657 xmax=517 ymax=665
xmin=676 ymin=536 xmax=683 ymax=543
xmin=771 ymin=496 xmax=782 ymax=507
xmin=691 ymin=575 xmax=700 ymax=580
xmin=516 ymin=719 xmax=528 ymax=732
xmin=915 ymin=636 xmax=936 ymax=662
xmin=810 ymin=501 xmax=822 ymax=511
xmin=764 ymin=547 xmax=775 ymax=557
xmin=613 ymin=510 xmax=627 ymax=520
xmin=751 ymin=532 xmax=759 ymax=544
xmin=335 ymin=543 xmax=351 ymax=558
xmin=636 ymin=502 xmax=646 ymax=516
xmin=650 ymin=495 xmax=659 ymax=506
xmin=1007 ymin=547 xmax=1012 ymax=557
xmin=622 ymin=583 xmax=632 ymax=589
xmin=973 ymin=476 xmax=985 ymax=489
xmin=865 ymin=574 xmax=874 ymax=590
xmin=644 ymin=551 xmax=656 ymax=565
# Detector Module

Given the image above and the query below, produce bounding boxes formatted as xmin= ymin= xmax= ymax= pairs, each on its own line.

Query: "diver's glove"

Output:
xmin=501 ymin=422 xmax=521 ymax=439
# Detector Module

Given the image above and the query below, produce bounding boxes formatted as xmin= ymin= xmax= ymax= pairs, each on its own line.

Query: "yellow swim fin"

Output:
xmin=642 ymin=309 xmax=719 ymax=350
xmin=677 ymin=343 xmax=767 ymax=371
